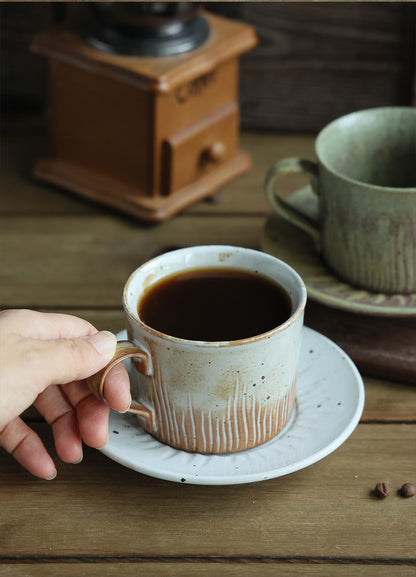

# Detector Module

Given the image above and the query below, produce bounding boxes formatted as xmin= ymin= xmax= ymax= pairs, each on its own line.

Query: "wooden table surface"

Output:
xmin=1 ymin=130 xmax=415 ymax=576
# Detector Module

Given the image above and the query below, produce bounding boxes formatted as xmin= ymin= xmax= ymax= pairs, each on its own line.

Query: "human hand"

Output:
xmin=0 ymin=309 xmax=130 ymax=479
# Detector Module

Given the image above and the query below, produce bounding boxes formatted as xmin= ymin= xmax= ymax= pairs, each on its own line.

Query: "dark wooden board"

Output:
xmin=305 ymin=301 xmax=416 ymax=385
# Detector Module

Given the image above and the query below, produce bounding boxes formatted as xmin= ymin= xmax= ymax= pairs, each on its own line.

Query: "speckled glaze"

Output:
xmin=266 ymin=107 xmax=416 ymax=294
xmin=90 ymin=246 xmax=306 ymax=454
xmin=101 ymin=326 xmax=365 ymax=485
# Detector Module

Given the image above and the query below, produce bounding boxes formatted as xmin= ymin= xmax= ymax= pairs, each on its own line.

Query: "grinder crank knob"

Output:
xmin=203 ymin=141 xmax=226 ymax=163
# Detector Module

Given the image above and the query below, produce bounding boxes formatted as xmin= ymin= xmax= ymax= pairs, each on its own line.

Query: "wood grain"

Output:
xmin=0 ymin=214 xmax=266 ymax=307
xmin=0 ymin=423 xmax=415 ymax=561
xmin=1 ymin=565 xmax=416 ymax=577
xmin=363 ymin=376 xmax=416 ymax=423
xmin=2 ymin=3 xmax=415 ymax=131
xmin=235 ymin=3 xmax=416 ymax=130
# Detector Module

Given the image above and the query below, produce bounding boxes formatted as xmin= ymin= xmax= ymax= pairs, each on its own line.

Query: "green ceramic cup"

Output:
xmin=265 ymin=107 xmax=416 ymax=294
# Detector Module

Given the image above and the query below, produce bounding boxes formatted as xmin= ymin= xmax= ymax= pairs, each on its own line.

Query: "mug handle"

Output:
xmin=86 ymin=340 xmax=155 ymax=432
xmin=265 ymin=158 xmax=321 ymax=250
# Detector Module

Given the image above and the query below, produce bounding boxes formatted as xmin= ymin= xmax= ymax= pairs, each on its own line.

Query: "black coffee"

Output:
xmin=138 ymin=267 xmax=292 ymax=341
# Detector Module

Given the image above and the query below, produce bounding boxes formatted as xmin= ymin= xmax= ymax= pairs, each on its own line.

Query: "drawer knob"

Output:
xmin=204 ymin=142 xmax=226 ymax=163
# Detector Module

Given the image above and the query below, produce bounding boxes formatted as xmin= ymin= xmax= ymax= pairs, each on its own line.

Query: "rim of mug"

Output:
xmin=315 ymin=106 xmax=416 ymax=194
xmin=123 ymin=245 xmax=307 ymax=347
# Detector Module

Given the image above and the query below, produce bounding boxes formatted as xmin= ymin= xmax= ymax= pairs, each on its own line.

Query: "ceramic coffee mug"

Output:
xmin=87 ymin=245 xmax=306 ymax=454
xmin=265 ymin=106 xmax=416 ymax=294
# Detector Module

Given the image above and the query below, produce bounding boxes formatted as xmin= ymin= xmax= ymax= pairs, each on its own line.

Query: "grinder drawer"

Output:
xmin=161 ymin=103 xmax=238 ymax=195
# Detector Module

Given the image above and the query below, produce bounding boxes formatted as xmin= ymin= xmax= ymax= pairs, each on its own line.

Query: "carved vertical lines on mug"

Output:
xmin=207 ymin=410 xmax=214 ymax=454
xmin=200 ymin=411 xmax=207 ymax=453
xmin=281 ymin=378 xmax=296 ymax=433
xmin=374 ymin=224 xmax=416 ymax=293
xmin=234 ymin=377 xmax=252 ymax=452
xmin=256 ymin=396 xmax=263 ymax=447
xmin=205 ymin=411 xmax=212 ymax=454
xmin=205 ymin=412 xmax=214 ymax=454
xmin=185 ymin=391 xmax=196 ymax=451
xmin=363 ymin=242 xmax=375 ymax=292
xmin=179 ymin=411 xmax=187 ymax=452
xmin=240 ymin=379 xmax=249 ymax=450
xmin=152 ymin=363 xmax=179 ymax=447
xmin=192 ymin=410 xmax=205 ymax=453
xmin=220 ymin=415 xmax=227 ymax=454
xmin=231 ymin=376 xmax=244 ymax=452
xmin=152 ymin=365 xmax=169 ymax=443
xmin=215 ymin=416 xmax=222 ymax=454
xmin=402 ymin=224 xmax=415 ymax=291
xmin=170 ymin=399 xmax=182 ymax=450
xmin=346 ymin=226 xmax=366 ymax=290
xmin=145 ymin=370 xmax=298 ymax=453
xmin=396 ymin=225 xmax=406 ymax=291
xmin=276 ymin=392 xmax=284 ymax=439
xmin=246 ymin=394 xmax=254 ymax=449
xmin=230 ymin=379 xmax=238 ymax=452
xmin=226 ymin=386 xmax=234 ymax=453
xmin=170 ymin=396 xmax=182 ymax=449
xmin=267 ymin=403 xmax=273 ymax=441
xmin=332 ymin=215 xmax=416 ymax=294
xmin=248 ymin=393 xmax=256 ymax=448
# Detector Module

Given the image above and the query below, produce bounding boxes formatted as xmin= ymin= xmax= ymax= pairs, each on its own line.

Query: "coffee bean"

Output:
xmin=374 ymin=482 xmax=390 ymax=499
xmin=399 ymin=483 xmax=415 ymax=498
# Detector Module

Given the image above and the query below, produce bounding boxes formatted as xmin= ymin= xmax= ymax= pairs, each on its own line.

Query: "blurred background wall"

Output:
xmin=1 ymin=1 xmax=415 ymax=132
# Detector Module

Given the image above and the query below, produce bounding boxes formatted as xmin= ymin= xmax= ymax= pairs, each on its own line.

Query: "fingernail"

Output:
xmin=120 ymin=399 xmax=132 ymax=414
xmin=73 ymin=452 xmax=83 ymax=465
xmin=87 ymin=331 xmax=116 ymax=356
xmin=45 ymin=469 xmax=57 ymax=481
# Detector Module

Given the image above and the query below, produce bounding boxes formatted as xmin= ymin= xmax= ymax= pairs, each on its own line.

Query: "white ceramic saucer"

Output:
xmin=100 ymin=328 xmax=364 ymax=485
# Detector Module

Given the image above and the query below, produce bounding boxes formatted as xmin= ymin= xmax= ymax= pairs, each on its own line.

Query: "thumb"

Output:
xmin=37 ymin=331 xmax=117 ymax=388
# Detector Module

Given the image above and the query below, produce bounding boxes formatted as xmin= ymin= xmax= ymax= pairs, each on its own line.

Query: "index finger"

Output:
xmin=1 ymin=309 xmax=97 ymax=340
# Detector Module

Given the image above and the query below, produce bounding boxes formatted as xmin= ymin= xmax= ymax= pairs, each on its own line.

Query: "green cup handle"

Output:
xmin=265 ymin=158 xmax=321 ymax=251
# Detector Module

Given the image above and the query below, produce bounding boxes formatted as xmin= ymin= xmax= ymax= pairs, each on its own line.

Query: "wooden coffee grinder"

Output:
xmin=31 ymin=3 xmax=257 ymax=222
